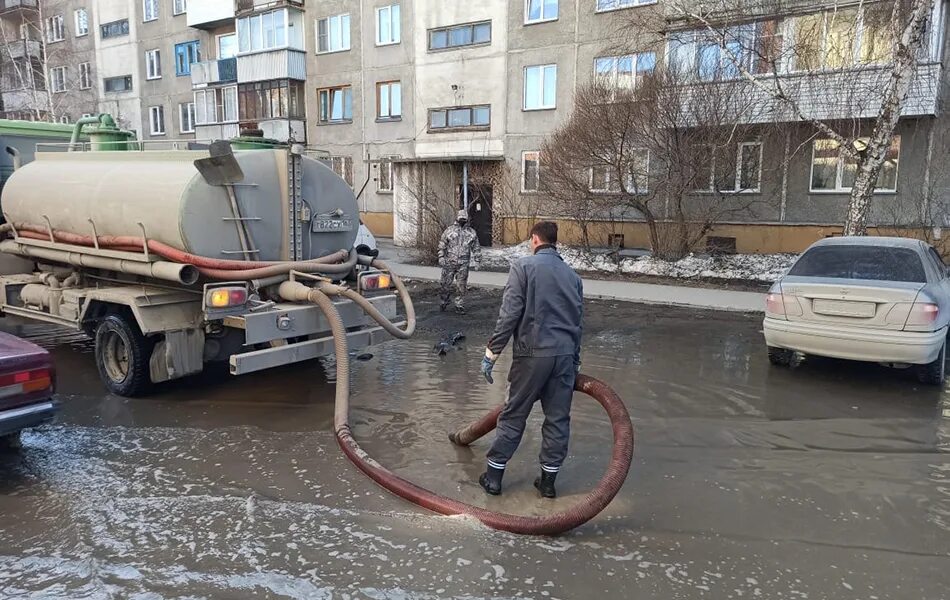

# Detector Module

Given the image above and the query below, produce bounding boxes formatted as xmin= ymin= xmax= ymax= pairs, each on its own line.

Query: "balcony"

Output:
xmin=196 ymin=123 xmax=240 ymax=140
xmin=236 ymin=49 xmax=305 ymax=83
xmin=187 ymin=0 xmax=235 ymax=29
xmin=1 ymin=89 xmax=49 ymax=113
xmin=235 ymin=0 xmax=303 ymax=17
xmin=0 ymin=0 xmax=37 ymax=13
xmin=3 ymin=40 xmax=41 ymax=60
xmin=191 ymin=57 xmax=237 ymax=86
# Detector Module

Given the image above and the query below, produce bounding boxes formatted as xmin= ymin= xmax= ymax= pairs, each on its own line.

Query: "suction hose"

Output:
xmin=278 ymin=274 xmax=634 ymax=536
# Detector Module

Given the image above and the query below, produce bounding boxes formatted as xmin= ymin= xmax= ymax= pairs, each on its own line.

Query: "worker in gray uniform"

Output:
xmin=438 ymin=210 xmax=481 ymax=314
xmin=478 ymin=221 xmax=583 ymax=498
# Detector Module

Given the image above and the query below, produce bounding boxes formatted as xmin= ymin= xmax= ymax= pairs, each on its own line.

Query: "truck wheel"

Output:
xmin=916 ymin=342 xmax=946 ymax=386
xmin=767 ymin=346 xmax=793 ymax=367
xmin=94 ymin=314 xmax=154 ymax=397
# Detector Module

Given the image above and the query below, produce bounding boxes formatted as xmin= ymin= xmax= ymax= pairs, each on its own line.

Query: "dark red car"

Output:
xmin=0 ymin=331 xmax=55 ymax=446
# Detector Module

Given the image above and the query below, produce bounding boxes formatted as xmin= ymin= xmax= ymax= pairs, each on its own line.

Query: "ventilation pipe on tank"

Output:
xmin=5 ymin=146 xmax=20 ymax=171
xmin=69 ymin=114 xmax=104 ymax=150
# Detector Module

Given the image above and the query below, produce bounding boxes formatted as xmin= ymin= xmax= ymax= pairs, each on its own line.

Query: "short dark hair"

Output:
xmin=530 ymin=221 xmax=558 ymax=245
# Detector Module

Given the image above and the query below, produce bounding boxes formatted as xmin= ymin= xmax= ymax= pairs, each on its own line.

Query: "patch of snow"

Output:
xmin=481 ymin=242 xmax=797 ymax=283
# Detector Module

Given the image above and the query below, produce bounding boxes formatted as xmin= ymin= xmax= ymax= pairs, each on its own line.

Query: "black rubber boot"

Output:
xmin=478 ymin=465 xmax=504 ymax=496
xmin=454 ymin=305 xmax=466 ymax=315
xmin=534 ymin=471 xmax=557 ymax=499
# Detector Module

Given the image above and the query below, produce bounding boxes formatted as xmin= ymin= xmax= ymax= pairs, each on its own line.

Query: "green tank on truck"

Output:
xmin=0 ymin=131 xmax=409 ymax=397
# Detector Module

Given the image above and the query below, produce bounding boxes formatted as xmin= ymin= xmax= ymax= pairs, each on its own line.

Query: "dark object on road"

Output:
xmin=449 ymin=331 xmax=465 ymax=345
xmin=434 ymin=332 xmax=467 ymax=356
xmin=0 ymin=331 xmax=56 ymax=446
xmin=433 ymin=342 xmax=451 ymax=356
xmin=355 ymin=353 xmax=374 ymax=361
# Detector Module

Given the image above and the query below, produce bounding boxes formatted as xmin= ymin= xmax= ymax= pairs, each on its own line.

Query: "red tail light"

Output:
xmin=0 ymin=367 xmax=52 ymax=397
xmin=906 ymin=301 xmax=939 ymax=328
xmin=766 ymin=293 xmax=786 ymax=316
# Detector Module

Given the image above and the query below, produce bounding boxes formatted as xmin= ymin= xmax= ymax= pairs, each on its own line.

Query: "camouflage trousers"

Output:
xmin=440 ymin=262 xmax=470 ymax=309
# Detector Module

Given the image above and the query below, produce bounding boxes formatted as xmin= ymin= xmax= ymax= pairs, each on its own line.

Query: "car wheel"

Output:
xmin=94 ymin=314 xmax=155 ymax=397
xmin=767 ymin=346 xmax=793 ymax=367
xmin=916 ymin=341 xmax=946 ymax=386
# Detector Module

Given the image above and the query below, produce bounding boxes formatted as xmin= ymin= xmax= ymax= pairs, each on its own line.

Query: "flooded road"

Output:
xmin=0 ymin=285 xmax=948 ymax=599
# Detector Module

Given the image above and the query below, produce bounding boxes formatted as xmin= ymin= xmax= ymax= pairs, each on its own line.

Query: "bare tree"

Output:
xmin=467 ymin=160 xmax=543 ymax=246
xmin=627 ymin=0 xmax=938 ymax=235
xmin=542 ymin=66 xmax=772 ymax=259
xmin=394 ymin=162 xmax=460 ymax=264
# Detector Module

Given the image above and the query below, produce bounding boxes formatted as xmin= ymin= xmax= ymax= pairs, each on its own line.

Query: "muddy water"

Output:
xmin=0 ymin=289 xmax=948 ymax=599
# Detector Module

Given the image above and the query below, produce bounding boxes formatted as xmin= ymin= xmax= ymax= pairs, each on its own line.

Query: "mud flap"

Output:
xmin=149 ymin=329 xmax=205 ymax=383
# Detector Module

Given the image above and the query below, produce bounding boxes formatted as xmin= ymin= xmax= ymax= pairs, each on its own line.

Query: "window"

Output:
xmin=789 ymin=245 xmax=926 ymax=283
xmin=146 ymin=49 xmax=162 ymax=80
xmin=428 ymin=105 xmax=490 ymax=130
xmin=696 ymin=142 xmax=762 ymax=192
xmin=668 ymin=21 xmax=782 ymax=80
xmin=377 ymin=157 xmax=393 ymax=192
xmin=101 ymin=19 xmax=130 ymax=39
xmin=810 ymin=137 xmax=900 ymax=193
xmin=522 ymin=151 xmax=541 ymax=192
xmin=790 ymin=6 xmax=892 ymax=71
xmin=596 ymin=0 xmax=655 ymax=11
xmin=318 ymin=86 xmax=353 ymax=123
xmin=195 ymin=86 xmax=238 ymax=124
xmin=317 ymin=14 xmax=350 ymax=53
xmin=79 ymin=62 xmax=91 ymax=89
xmin=60 ymin=115 xmax=70 ymax=124
xmin=376 ymin=81 xmax=401 ymax=120
xmin=524 ymin=64 xmax=556 ymax=110
xmin=237 ymin=9 xmax=288 ymax=53
xmin=179 ymin=102 xmax=196 ymax=133
xmin=144 ymin=0 xmax=159 ymax=22
xmin=175 ymin=41 xmax=200 ymax=76
xmin=19 ymin=23 xmax=29 ymax=40
xmin=428 ymin=21 xmax=491 ymax=50
xmin=149 ymin=105 xmax=166 ymax=135
xmin=589 ymin=150 xmax=650 ymax=194
xmin=376 ymin=5 xmax=400 ymax=45
xmin=74 ymin=9 xmax=88 ymax=36
xmin=50 ymin=66 xmax=66 ymax=93
xmin=526 ymin=0 xmax=558 ymax=23
xmin=46 ymin=15 xmax=64 ymax=42
xmin=218 ymin=33 xmax=237 ymax=59
xmin=595 ymin=52 xmax=655 ymax=89
xmin=174 ymin=0 xmax=187 ymax=16
xmin=104 ymin=75 xmax=133 ymax=92
xmin=238 ymin=80 xmax=304 ymax=121
xmin=330 ymin=156 xmax=354 ymax=187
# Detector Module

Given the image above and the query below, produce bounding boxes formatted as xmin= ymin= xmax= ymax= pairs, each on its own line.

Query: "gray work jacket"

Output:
xmin=487 ymin=246 xmax=583 ymax=360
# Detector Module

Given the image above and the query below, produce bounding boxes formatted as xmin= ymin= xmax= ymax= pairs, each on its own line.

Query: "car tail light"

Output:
xmin=360 ymin=272 xmax=392 ymax=291
xmin=766 ymin=285 xmax=803 ymax=319
xmin=0 ymin=367 xmax=52 ymax=398
xmin=905 ymin=299 xmax=940 ymax=330
xmin=207 ymin=287 xmax=248 ymax=308
xmin=766 ymin=293 xmax=786 ymax=316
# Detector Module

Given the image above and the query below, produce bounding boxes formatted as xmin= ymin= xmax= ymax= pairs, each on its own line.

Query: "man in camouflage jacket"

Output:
xmin=438 ymin=210 xmax=481 ymax=314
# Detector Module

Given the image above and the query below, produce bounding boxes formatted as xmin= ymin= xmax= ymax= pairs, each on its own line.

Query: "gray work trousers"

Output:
xmin=486 ymin=355 xmax=576 ymax=472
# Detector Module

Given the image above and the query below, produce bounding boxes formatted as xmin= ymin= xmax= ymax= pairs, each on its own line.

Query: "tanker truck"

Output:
xmin=0 ymin=118 xmax=413 ymax=396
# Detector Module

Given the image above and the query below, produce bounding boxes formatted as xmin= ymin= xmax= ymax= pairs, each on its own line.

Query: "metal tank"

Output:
xmin=0 ymin=148 xmax=359 ymax=261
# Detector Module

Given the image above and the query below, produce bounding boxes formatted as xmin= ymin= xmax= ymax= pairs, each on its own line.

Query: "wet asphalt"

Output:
xmin=0 ymin=284 xmax=947 ymax=599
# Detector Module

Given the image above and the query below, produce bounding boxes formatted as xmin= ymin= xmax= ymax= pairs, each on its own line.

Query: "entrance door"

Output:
xmin=461 ymin=184 xmax=493 ymax=247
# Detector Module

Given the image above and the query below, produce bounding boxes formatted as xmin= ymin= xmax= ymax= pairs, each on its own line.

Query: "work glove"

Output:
xmin=481 ymin=349 xmax=498 ymax=384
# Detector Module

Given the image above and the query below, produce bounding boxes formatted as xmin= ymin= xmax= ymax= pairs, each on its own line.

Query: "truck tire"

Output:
xmin=767 ymin=346 xmax=793 ymax=367
xmin=916 ymin=342 xmax=946 ymax=386
xmin=94 ymin=314 xmax=154 ymax=397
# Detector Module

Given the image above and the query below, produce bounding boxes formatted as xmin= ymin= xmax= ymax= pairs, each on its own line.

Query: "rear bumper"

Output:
xmin=0 ymin=400 xmax=56 ymax=437
xmin=763 ymin=317 xmax=946 ymax=365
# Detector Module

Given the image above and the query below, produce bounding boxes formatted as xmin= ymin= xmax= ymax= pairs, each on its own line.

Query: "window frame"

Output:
xmin=694 ymin=141 xmax=763 ymax=193
xmin=149 ymin=105 xmax=166 ymax=136
xmin=46 ymin=15 xmax=65 ymax=43
xmin=103 ymin=75 xmax=133 ymax=93
xmin=428 ymin=20 xmax=492 ymax=51
xmin=100 ymin=19 xmax=130 ymax=39
xmin=217 ymin=33 xmax=237 ymax=59
xmin=376 ymin=80 xmax=402 ymax=121
xmin=525 ymin=0 xmax=558 ymax=24
xmin=330 ymin=155 xmax=354 ymax=187
xmin=175 ymin=40 xmax=200 ymax=76
xmin=427 ymin=104 xmax=491 ymax=132
xmin=522 ymin=150 xmax=541 ymax=193
xmin=78 ymin=62 xmax=92 ymax=90
xmin=376 ymin=157 xmax=394 ymax=193
xmin=179 ymin=101 xmax=196 ymax=133
xmin=317 ymin=13 xmax=351 ymax=54
xmin=145 ymin=49 xmax=162 ymax=80
xmin=809 ymin=137 xmax=901 ymax=194
xmin=594 ymin=51 xmax=656 ymax=91
xmin=523 ymin=64 xmax=557 ymax=111
xmin=588 ymin=150 xmax=651 ymax=194
xmin=143 ymin=0 xmax=159 ymax=23
xmin=237 ymin=9 xmax=290 ymax=54
xmin=49 ymin=66 xmax=66 ymax=93
xmin=74 ymin=9 xmax=89 ymax=37
xmin=173 ymin=0 xmax=187 ymax=16
xmin=376 ymin=5 xmax=401 ymax=46
xmin=595 ymin=0 xmax=657 ymax=13
xmin=317 ymin=85 xmax=354 ymax=124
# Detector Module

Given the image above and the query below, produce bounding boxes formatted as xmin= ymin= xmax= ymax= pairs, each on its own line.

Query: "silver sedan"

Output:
xmin=763 ymin=236 xmax=950 ymax=385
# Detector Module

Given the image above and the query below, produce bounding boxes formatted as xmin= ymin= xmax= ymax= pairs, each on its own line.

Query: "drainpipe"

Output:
xmin=69 ymin=113 xmax=104 ymax=150
xmin=462 ymin=161 xmax=469 ymax=210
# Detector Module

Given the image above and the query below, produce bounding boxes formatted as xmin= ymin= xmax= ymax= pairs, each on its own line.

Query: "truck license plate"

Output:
xmin=812 ymin=299 xmax=875 ymax=318
xmin=312 ymin=218 xmax=354 ymax=233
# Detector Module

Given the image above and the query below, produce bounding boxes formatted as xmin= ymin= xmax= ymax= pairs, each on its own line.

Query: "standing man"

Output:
xmin=438 ymin=209 xmax=481 ymax=314
xmin=478 ymin=221 xmax=583 ymax=499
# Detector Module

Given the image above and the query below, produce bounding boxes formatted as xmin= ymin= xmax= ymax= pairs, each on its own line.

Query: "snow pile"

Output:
xmin=480 ymin=242 xmax=797 ymax=283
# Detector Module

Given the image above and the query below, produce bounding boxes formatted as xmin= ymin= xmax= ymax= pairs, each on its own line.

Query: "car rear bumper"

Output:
xmin=763 ymin=317 xmax=947 ymax=365
xmin=0 ymin=400 xmax=56 ymax=437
